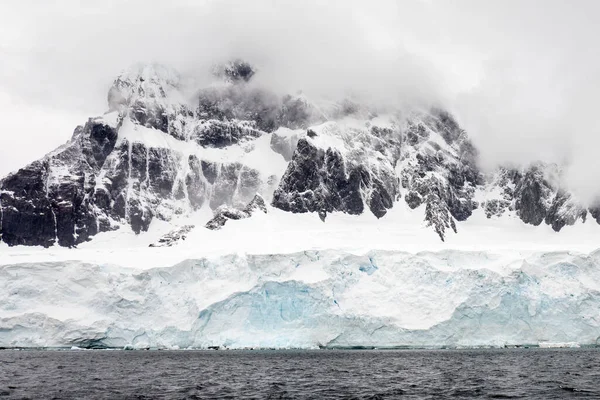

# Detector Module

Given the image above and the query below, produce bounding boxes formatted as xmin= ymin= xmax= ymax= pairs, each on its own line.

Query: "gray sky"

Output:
xmin=1 ymin=0 xmax=599 ymax=202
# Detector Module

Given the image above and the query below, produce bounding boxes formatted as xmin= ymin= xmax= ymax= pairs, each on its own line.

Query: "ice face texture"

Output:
xmin=2 ymin=249 xmax=599 ymax=349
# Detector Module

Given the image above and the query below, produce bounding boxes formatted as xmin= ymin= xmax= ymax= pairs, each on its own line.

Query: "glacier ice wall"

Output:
xmin=1 ymin=250 xmax=600 ymax=348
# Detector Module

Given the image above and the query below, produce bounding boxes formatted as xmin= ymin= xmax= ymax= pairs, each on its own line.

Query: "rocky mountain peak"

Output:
xmin=479 ymin=161 xmax=589 ymax=232
xmin=1 ymin=62 xmax=600 ymax=247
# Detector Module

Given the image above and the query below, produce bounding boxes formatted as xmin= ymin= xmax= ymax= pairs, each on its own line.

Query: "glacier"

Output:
xmin=2 ymin=248 xmax=600 ymax=349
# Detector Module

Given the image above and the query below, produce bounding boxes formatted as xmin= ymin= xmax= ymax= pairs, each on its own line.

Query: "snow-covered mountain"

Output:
xmin=1 ymin=61 xmax=600 ymax=349
xmin=1 ymin=61 xmax=598 ymax=247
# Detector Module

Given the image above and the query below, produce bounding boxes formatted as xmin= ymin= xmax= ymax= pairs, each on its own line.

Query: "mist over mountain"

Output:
xmin=1 ymin=59 xmax=599 ymax=248
xmin=2 ymin=1 xmax=600 ymax=204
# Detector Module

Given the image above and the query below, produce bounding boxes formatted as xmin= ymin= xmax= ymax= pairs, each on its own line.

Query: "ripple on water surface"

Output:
xmin=0 ymin=349 xmax=599 ymax=399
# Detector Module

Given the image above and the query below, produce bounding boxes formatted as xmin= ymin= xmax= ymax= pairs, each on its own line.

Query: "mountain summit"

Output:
xmin=0 ymin=62 xmax=598 ymax=247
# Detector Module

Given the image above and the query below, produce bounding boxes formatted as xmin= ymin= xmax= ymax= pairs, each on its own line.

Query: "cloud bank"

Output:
xmin=1 ymin=0 xmax=599 ymax=202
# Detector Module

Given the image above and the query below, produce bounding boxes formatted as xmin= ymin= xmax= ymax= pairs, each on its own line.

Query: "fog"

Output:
xmin=1 ymin=0 xmax=599 ymax=202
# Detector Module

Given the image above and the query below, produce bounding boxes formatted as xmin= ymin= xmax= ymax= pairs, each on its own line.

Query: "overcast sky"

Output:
xmin=1 ymin=0 xmax=599 ymax=202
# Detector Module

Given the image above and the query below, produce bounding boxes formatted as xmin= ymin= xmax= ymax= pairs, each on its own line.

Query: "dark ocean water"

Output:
xmin=0 ymin=348 xmax=599 ymax=399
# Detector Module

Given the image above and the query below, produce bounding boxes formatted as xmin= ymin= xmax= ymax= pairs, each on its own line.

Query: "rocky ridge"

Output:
xmin=1 ymin=61 xmax=599 ymax=246
xmin=205 ymin=194 xmax=268 ymax=230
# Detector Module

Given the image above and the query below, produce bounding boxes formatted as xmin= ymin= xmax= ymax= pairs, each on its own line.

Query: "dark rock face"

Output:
xmin=192 ymin=120 xmax=262 ymax=148
xmin=269 ymin=107 xmax=599 ymax=241
xmin=545 ymin=191 xmax=587 ymax=231
xmin=514 ymin=166 xmax=552 ymax=226
xmin=483 ymin=199 xmax=510 ymax=218
xmin=0 ymin=63 xmax=279 ymax=247
xmin=244 ymin=193 xmax=268 ymax=214
xmin=269 ymin=111 xmax=485 ymax=239
xmin=205 ymin=194 xmax=267 ymax=230
xmin=149 ymin=225 xmax=195 ymax=247
xmin=0 ymin=60 xmax=337 ymax=247
xmin=399 ymin=111 xmax=481 ymax=240
xmin=272 ymin=123 xmax=400 ymax=219
xmin=481 ymin=164 xmax=588 ymax=232
xmin=0 ymin=117 xmax=119 ymax=247
xmin=590 ymin=206 xmax=600 ymax=224
xmin=0 ymin=162 xmax=58 ymax=247
xmin=404 ymin=191 xmax=422 ymax=209
xmin=86 ymin=122 xmax=119 ymax=166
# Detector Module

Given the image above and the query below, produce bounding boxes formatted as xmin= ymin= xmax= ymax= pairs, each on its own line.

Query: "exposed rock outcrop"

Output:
xmin=205 ymin=194 xmax=268 ymax=230
xmin=480 ymin=163 xmax=588 ymax=232
xmin=149 ymin=225 xmax=195 ymax=247
xmin=272 ymin=121 xmax=401 ymax=220
xmin=397 ymin=110 xmax=481 ymax=240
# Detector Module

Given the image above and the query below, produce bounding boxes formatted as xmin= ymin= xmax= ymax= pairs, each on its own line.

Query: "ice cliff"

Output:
xmin=2 ymin=249 xmax=600 ymax=349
